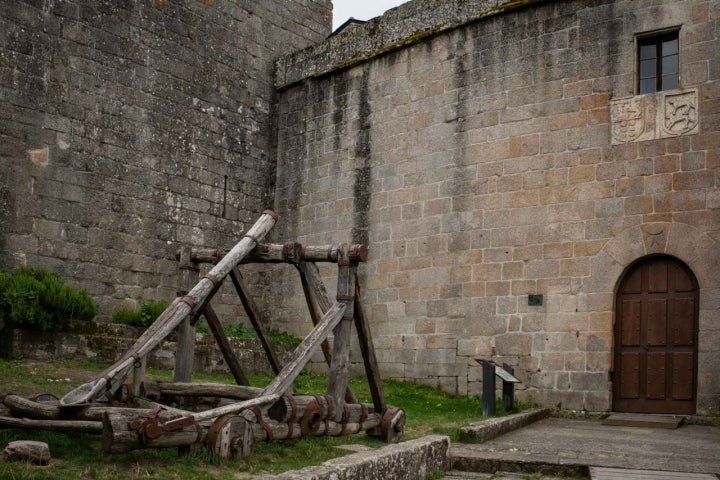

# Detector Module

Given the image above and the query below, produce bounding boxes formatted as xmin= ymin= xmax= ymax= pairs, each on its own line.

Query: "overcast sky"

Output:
xmin=332 ymin=0 xmax=408 ymax=30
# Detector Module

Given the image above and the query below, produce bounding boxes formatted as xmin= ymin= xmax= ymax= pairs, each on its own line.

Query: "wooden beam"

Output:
xmin=326 ymin=245 xmax=356 ymax=421
xmin=229 ymin=267 xmax=283 ymax=375
xmin=140 ymin=381 xmax=262 ymax=400
xmin=353 ymin=272 xmax=386 ymax=414
xmin=202 ymin=303 xmax=250 ymax=386
xmin=261 ymin=302 xmax=347 ymax=397
xmin=187 ymin=243 xmax=368 ymax=265
xmin=297 ymin=261 xmax=358 ymax=404
xmin=0 ymin=416 xmax=101 ymax=434
xmin=297 ymin=262 xmax=334 ymax=367
xmin=174 ymin=246 xmax=199 ymax=383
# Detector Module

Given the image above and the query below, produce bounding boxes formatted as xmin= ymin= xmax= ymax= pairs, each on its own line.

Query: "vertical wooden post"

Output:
xmin=326 ymin=244 xmax=356 ymax=421
xmin=174 ymin=246 xmax=199 ymax=383
xmin=353 ymin=274 xmax=386 ymax=414
xmin=132 ymin=356 xmax=146 ymax=395
xmin=298 ymin=261 xmax=358 ymax=404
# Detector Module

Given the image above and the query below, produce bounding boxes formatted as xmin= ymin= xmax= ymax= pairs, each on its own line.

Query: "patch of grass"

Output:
xmin=195 ymin=319 xmax=303 ymax=349
xmin=0 ymin=360 xmax=532 ymax=479
xmin=111 ymin=300 xmax=170 ymax=329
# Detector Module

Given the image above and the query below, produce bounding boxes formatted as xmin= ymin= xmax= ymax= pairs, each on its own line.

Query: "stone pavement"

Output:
xmin=451 ymin=417 xmax=720 ymax=477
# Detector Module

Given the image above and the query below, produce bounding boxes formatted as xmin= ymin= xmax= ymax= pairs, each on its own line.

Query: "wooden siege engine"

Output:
xmin=0 ymin=211 xmax=405 ymax=458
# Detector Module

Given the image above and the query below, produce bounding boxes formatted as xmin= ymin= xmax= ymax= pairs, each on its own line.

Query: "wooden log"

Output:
xmin=267 ymin=396 xmax=374 ymax=424
xmin=0 ymin=415 xmax=102 ymax=434
xmin=353 ymin=273 xmax=386 ymax=414
xmin=202 ymin=303 xmax=250 ymax=386
xmin=255 ymin=416 xmax=381 ymax=441
xmin=300 ymin=244 xmax=368 ymax=263
xmin=260 ymin=302 xmax=346 ymax=397
xmin=229 ymin=266 xmax=283 ymax=375
xmin=207 ymin=410 xmax=381 ymax=458
xmin=379 ymin=406 xmax=406 ymax=443
xmin=102 ymin=409 xmax=202 ymax=454
xmin=187 ymin=243 xmax=368 ymax=264
xmin=189 ymin=394 xmax=279 ymax=423
xmin=2 ymin=395 xmax=144 ymax=421
xmin=297 ymin=261 xmax=358 ymax=404
xmin=174 ymin=246 xmax=199 ymax=383
xmin=60 ymin=210 xmax=277 ymax=406
xmin=132 ymin=398 xmax=190 ymax=417
xmin=3 ymin=395 xmax=59 ymax=419
xmin=206 ymin=414 xmax=254 ymax=459
xmin=326 ymin=245 xmax=356 ymax=421
xmin=140 ymin=381 xmax=262 ymax=401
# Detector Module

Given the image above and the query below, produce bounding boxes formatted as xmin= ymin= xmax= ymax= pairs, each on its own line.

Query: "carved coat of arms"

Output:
xmin=662 ymin=91 xmax=699 ymax=136
xmin=611 ymin=97 xmax=644 ymax=143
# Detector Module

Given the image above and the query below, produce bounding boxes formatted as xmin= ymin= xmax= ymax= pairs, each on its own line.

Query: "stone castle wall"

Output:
xmin=0 ymin=0 xmax=331 ymax=318
xmin=274 ymin=0 xmax=720 ymax=414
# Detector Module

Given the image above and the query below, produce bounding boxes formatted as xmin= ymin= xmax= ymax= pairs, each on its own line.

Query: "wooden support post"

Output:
xmin=132 ymin=356 xmax=146 ymax=396
xmin=326 ymin=244 xmax=356 ymax=422
xmin=353 ymin=273 xmax=386 ymax=414
xmin=297 ymin=261 xmax=357 ymax=404
xmin=229 ymin=266 xmax=283 ymax=375
xmin=174 ymin=246 xmax=200 ymax=383
xmin=202 ymin=303 xmax=250 ymax=386
xmin=297 ymin=262 xmax=333 ymax=366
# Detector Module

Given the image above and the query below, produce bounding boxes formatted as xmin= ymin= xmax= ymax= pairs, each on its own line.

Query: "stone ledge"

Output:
xmin=255 ymin=435 xmax=450 ymax=480
xmin=275 ymin=0 xmax=549 ymax=89
xmin=458 ymin=408 xmax=553 ymax=443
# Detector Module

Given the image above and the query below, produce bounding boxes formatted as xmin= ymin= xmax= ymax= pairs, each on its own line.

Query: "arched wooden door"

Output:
xmin=612 ymin=256 xmax=698 ymax=414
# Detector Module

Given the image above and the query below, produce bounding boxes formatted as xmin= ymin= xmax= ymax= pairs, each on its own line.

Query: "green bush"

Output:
xmin=0 ymin=267 xmax=97 ymax=332
xmin=112 ymin=299 xmax=170 ymax=329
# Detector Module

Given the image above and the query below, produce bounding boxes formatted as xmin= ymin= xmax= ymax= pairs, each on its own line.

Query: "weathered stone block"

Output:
xmin=495 ymin=333 xmax=532 ymax=356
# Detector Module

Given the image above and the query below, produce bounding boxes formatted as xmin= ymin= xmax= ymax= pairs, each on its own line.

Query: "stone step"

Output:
xmin=589 ymin=467 xmax=717 ymax=480
xmin=601 ymin=414 xmax=685 ymax=429
xmin=444 ymin=471 xmax=575 ymax=480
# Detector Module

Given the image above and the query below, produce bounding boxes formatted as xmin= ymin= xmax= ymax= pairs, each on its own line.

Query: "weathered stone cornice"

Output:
xmin=274 ymin=0 xmax=550 ymax=89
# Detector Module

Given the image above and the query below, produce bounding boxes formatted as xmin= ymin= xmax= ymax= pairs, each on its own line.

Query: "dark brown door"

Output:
xmin=612 ymin=256 xmax=698 ymax=414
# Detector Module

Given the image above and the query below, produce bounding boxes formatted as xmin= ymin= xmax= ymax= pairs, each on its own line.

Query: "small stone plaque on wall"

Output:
xmin=610 ymin=88 xmax=699 ymax=145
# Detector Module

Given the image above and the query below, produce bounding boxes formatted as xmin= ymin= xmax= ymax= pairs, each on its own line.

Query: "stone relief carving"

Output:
xmin=660 ymin=90 xmax=699 ymax=137
xmin=611 ymin=97 xmax=644 ymax=143
xmin=610 ymin=88 xmax=699 ymax=144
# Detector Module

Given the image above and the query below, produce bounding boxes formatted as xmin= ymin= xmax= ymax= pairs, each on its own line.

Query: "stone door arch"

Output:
xmin=612 ymin=255 xmax=698 ymax=414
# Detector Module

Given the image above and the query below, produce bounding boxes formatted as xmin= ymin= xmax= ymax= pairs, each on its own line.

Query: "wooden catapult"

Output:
xmin=0 ymin=211 xmax=404 ymax=457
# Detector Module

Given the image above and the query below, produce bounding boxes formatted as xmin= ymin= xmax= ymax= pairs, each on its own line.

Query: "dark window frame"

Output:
xmin=636 ymin=29 xmax=680 ymax=94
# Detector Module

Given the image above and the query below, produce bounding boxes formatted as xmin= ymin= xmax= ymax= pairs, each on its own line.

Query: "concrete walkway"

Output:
xmin=451 ymin=417 xmax=720 ymax=477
